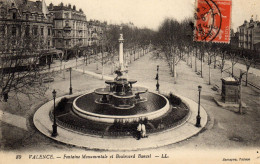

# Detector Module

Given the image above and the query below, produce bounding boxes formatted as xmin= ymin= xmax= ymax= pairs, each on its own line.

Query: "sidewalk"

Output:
xmin=0 ymin=111 xmax=28 ymax=131
xmin=33 ymin=87 xmax=207 ymax=151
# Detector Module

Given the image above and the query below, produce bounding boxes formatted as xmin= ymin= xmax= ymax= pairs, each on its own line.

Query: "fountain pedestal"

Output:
xmin=94 ymin=78 xmax=147 ymax=109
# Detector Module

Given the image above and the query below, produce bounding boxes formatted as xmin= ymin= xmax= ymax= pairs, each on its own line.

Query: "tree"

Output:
xmin=194 ymin=44 xmax=198 ymax=72
xmin=213 ymin=43 xmax=230 ymax=78
xmin=101 ymin=23 xmax=154 ymax=72
xmin=103 ymin=25 xmax=120 ymax=74
xmin=228 ymin=50 xmax=239 ymax=77
xmin=219 ymin=51 xmax=227 ymax=78
xmin=242 ymin=49 xmax=256 ymax=86
xmin=0 ymin=32 xmax=48 ymax=102
xmin=205 ymin=43 xmax=214 ymax=85
xmin=198 ymin=43 xmax=205 ymax=78
xmin=156 ymin=18 xmax=182 ymax=81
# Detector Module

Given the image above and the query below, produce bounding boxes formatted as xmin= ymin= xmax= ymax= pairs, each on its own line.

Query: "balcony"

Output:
xmin=63 ymin=26 xmax=72 ymax=33
xmin=63 ymin=35 xmax=72 ymax=40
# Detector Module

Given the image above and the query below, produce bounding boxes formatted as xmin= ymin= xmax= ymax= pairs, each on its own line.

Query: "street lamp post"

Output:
xmin=52 ymin=89 xmax=57 ymax=137
xmin=69 ymin=67 xmax=73 ymax=95
xmin=156 ymin=65 xmax=160 ymax=91
xmin=196 ymin=85 xmax=202 ymax=127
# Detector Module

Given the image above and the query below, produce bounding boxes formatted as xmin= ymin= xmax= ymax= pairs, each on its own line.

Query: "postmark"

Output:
xmin=194 ymin=0 xmax=232 ymax=43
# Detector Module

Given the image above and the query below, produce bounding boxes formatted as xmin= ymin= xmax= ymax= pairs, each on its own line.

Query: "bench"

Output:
xmin=211 ymin=84 xmax=220 ymax=92
xmin=42 ymin=77 xmax=54 ymax=83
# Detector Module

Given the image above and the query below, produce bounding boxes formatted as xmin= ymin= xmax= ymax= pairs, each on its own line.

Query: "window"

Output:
xmin=26 ymin=14 xmax=29 ymax=20
xmin=65 ymin=21 xmax=69 ymax=27
xmin=33 ymin=26 xmax=38 ymax=35
xmin=0 ymin=9 xmax=6 ymax=17
xmin=13 ymin=12 xmax=16 ymax=19
xmin=65 ymin=13 xmax=69 ymax=19
xmin=41 ymin=27 xmax=44 ymax=35
xmin=0 ymin=25 xmax=5 ymax=36
xmin=25 ymin=26 xmax=30 ymax=36
xmin=48 ymin=28 xmax=51 ymax=36
xmin=12 ymin=27 xmax=16 ymax=36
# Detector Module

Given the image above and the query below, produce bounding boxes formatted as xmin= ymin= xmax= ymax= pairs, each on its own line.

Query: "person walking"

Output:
xmin=137 ymin=123 xmax=142 ymax=140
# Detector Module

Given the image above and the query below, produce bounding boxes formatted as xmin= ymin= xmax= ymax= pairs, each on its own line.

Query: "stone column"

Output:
xmin=119 ymin=34 xmax=124 ymax=68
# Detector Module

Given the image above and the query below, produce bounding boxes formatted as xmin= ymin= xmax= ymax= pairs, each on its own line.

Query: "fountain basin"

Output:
xmin=72 ymin=91 xmax=170 ymax=123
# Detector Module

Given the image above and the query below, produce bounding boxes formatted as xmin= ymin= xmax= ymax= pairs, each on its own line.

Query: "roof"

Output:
xmin=48 ymin=4 xmax=84 ymax=14
xmin=0 ymin=0 xmax=48 ymax=15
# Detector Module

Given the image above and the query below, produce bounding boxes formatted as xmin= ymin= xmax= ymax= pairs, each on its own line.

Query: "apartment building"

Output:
xmin=48 ymin=2 xmax=88 ymax=58
xmin=238 ymin=18 xmax=260 ymax=50
xmin=0 ymin=0 xmax=58 ymax=68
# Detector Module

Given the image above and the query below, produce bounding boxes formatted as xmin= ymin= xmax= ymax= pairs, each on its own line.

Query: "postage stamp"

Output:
xmin=194 ymin=0 xmax=232 ymax=43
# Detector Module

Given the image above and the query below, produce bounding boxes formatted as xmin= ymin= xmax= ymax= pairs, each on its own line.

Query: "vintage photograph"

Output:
xmin=0 ymin=0 xmax=259 ymax=163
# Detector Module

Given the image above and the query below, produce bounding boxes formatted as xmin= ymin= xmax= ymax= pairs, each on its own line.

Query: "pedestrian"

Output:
xmin=137 ymin=123 xmax=142 ymax=140
xmin=141 ymin=123 xmax=147 ymax=138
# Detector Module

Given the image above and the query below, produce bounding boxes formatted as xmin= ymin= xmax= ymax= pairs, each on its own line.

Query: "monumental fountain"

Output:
xmin=33 ymin=30 xmax=196 ymax=143
xmin=72 ymin=33 xmax=171 ymax=124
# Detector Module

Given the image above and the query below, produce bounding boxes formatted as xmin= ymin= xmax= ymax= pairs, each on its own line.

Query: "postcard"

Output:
xmin=0 ymin=0 xmax=259 ymax=163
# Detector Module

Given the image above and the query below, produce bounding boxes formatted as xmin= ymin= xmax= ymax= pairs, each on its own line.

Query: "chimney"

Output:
xmin=49 ymin=3 xmax=53 ymax=10
xmin=23 ymin=0 xmax=28 ymax=4
xmin=73 ymin=5 xmax=76 ymax=10
xmin=36 ymin=0 xmax=41 ymax=8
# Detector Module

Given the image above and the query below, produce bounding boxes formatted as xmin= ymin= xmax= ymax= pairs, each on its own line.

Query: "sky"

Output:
xmin=44 ymin=0 xmax=260 ymax=31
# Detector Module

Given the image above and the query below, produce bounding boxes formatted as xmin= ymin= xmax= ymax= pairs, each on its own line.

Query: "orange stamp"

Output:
xmin=194 ymin=0 xmax=232 ymax=43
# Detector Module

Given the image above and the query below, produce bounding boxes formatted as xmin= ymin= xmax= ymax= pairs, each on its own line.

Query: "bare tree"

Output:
xmin=242 ymin=50 xmax=256 ymax=86
xmin=205 ymin=44 xmax=214 ymax=85
xmin=194 ymin=44 xmax=198 ymax=72
xmin=228 ymin=52 xmax=239 ymax=77
xmin=199 ymin=44 xmax=205 ymax=78
xmin=219 ymin=51 xmax=227 ymax=78
xmin=155 ymin=18 xmax=184 ymax=82
xmin=0 ymin=33 xmax=48 ymax=102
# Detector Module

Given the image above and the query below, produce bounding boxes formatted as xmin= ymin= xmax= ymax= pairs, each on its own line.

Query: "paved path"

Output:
xmin=0 ymin=110 xmax=28 ymax=131
xmin=33 ymin=91 xmax=207 ymax=151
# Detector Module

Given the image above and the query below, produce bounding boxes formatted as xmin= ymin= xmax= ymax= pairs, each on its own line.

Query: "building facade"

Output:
xmin=0 ymin=0 xmax=109 ymax=63
xmin=48 ymin=2 xmax=88 ymax=58
xmin=0 ymin=0 xmax=55 ymax=67
xmin=87 ymin=20 xmax=107 ymax=47
xmin=238 ymin=18 xmax=260 ymax=50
